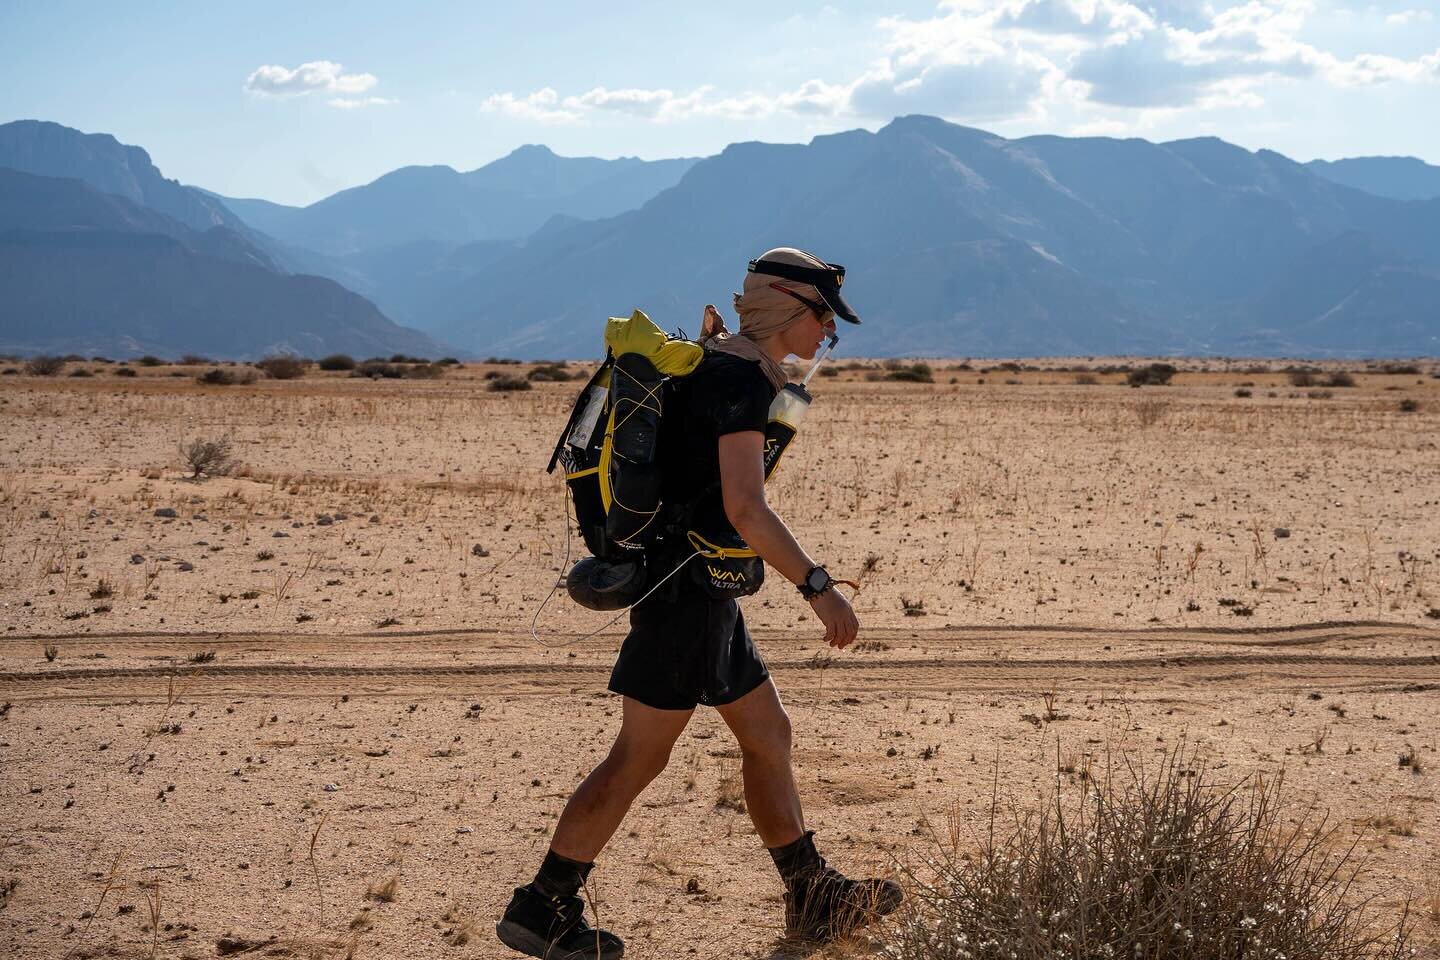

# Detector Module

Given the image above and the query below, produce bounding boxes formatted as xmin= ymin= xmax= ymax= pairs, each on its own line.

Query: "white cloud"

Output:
xmin=480 ymin=0 xmax=1440 ymax=128
xmin=1386 ymin=9 xmax=1434 ymax=26
xmin=479 ymin=87 xmax=580 ymax=123
xmin=245 ymin=60 xmax=378 ymax=98
xmin=327 ymin=96 xmax=397 ymax=110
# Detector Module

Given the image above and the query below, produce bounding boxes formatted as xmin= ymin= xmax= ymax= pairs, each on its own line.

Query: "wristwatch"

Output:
xmin=798 ymin=565 xmax=834 ymax=600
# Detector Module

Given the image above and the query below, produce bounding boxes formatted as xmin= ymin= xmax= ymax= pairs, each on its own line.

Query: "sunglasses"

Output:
xmin=768 ymin=282 xmax=834 ymax=326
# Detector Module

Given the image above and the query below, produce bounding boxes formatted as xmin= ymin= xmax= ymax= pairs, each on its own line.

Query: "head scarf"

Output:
xmin=702 ymin=247 xmax=833 ymax=393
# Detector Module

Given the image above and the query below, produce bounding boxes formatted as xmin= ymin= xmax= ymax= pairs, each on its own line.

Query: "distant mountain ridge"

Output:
xmin=1307 ymin=156 xmax=1440 ymax=202
xmin=414 ymin=116 xmax=1440 ymax=358
xmin=5 ymin=116 xmax=1438 ymax=359
xmin=0 ymin=121 xmax=446 ymax=358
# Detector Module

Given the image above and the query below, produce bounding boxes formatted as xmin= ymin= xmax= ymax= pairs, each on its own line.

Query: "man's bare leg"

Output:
xmin=715 ymin=679 xmax=804 ymax=847
xmin=549 ymin=696 xmax=694 ymax=862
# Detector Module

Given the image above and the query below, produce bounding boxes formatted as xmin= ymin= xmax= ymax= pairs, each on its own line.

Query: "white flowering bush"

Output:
xmin=885 ymin=746 xmax=1415 ymax=960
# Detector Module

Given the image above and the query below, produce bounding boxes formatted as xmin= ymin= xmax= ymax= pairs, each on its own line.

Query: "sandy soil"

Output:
xmin=1 ymin=359 xmax=1438 ymax=959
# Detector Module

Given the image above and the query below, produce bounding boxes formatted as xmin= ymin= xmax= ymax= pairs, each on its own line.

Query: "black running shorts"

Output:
xmin=608 ymin=585 xmax=769 ymax=711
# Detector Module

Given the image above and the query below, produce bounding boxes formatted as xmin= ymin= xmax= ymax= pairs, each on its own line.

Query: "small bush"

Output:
xmin=69 ymin=368 xmax=93 ymax=378
xmin=885 ymin=362 xmax=935 ymax=384
xmin=528 ymin=363 xmax=575 ymax=382
xmin=90 ymin=356 xmax=111 ymax=364
xmin=489 ymin=374 xmax=532 ymax=392
xmin=437 ymin=357 xmax=461 ymax=366
xmin=1398 ymin=398 xmax=1420 ymax=413
xmin=483 ymin=356 xmax=521 ymax=365
xmin=405 ymin=363 xmax=445 ymax=380
xmin=1 ymin=368 xmax=17 ymax=376
xmin=196 ymin=368 xmax=256 ymax=386
xmin=257 ymin=354 xmax=306 ymax=380
xmin=1377 ymin=362 xmax=1420 ymax=375
xmin=180 ymin=354 xmax=211 ymax=365
xmin=115 ymin=367 xmax=138 ymax=378
xmin=180 ymin=436 xmax=237 ymax=479
xmin=1234 ymin=387 xmax=1252 ymax=398
xmin=1325 ymin=371 xmax=1356 ymax=388
xmin=886 ymin=745 xmax=1415 ymax=960
xmin=388 ymin=354 xmax=429 ymax=364
xmin=317 ymin=354 xmax=356 ymax=371
xmin=1307 ymin=389 xmax=1333 ymax=400
xmin=1126 ymin=363 xmax=1176 ymax=386
xmin=354 ymin=361 xmax=403 ymax=379
xmin=1073 ymin=373 xmax=1100 ymax=385
xmin=819 ymin=366 xmax=839 ymax=378
xmin=1288 ymin=369 xmax=1319 ymax=387
xmin=24 ymin=355 xmax=65 ymax=376
xmin=136 ymin=355 xmax=165 ymax=367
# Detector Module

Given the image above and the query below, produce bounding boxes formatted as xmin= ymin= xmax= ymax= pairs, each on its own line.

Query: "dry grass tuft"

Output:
xmin=715 ymin=764 xmax=746 ymax=814
xmin=886 ymin=744 xmax=1416 ymax=960
xmin=365 ymin=874 xmax=400 ymax=903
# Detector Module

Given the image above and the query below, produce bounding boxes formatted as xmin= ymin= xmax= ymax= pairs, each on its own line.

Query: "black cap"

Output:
xmin=748 ymin=254 xmax=861 ymax=324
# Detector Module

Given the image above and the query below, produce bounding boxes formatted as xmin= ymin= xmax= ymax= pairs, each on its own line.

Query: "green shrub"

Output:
xmin=115 ymin=367 xmax=137 ymax=378
xmin=318 ymin=354 xmax=356 ymax=371
xmin=136 ymin=355 xmax=165 ymax=367
xmin=528 ymin=363 xmax=575 ymax=382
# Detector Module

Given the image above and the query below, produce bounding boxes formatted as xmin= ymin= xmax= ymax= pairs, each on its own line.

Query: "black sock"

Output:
xmin=768 ymin=831 xmax=823 ymax=886
xmin=531 ymin=849 xmax=593 ymax=900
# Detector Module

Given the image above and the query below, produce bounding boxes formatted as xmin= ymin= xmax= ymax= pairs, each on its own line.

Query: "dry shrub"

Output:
xmin=1289 ymin=369 xmax=1319 ymax=387
xmin=527 ymin=363 xmax=576 ymax=382
xmin=115 ymin=367 xmax=137 ymax=378
xmin=24 ymin=355 xmax=65 ymax=376
xmin=489 ymin=374 xmax=532 ymax=392
xmin=257 ymin=354 xmax=306 ymax=380
xmin=197 ymin=367 xmax=256 ymax=386
xmin=1073 ymin=373 xmax=1100 ymax=385
xmin=886 ymin=746 xmax=1415 ymax=960
xmin=872 ymin=362 xmax=935 ymax=383
xmin=179 ymin=354 xmax=211 ymax=365
xmin=180 ymin=436 xmax=236 ymax=479
xmin=1326 ymin=371 xmax=1357 ymax=388
xmin=136 ymin=355 xmax=165 ymax=366
xmin=1126 ymin=363 xmax=1176 ymax=386
xmin=1135 ymin=397 xmax=1168 ymax=427
xmin=318 ymin=354 xmax=356 ymax=371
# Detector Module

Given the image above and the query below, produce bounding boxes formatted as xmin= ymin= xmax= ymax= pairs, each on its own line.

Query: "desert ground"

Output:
xmin=1 ymin=356 xmax=1437 ymax=959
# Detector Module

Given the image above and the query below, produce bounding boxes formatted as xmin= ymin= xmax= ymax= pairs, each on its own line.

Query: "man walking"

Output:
xmin=497 ymin=248 xmax=901 ymax=959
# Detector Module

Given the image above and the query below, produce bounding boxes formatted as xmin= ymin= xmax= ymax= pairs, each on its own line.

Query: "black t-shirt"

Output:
xmin=657 ymin=351 xmax=776 ymax=542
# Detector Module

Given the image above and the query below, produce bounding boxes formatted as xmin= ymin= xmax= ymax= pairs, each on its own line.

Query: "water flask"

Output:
xmin=761 ymin=333 xmax=837 ymax=479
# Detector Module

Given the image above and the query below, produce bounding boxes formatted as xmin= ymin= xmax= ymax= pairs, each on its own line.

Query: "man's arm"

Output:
xmin=718 ymin=430 xmax=858 ymax=648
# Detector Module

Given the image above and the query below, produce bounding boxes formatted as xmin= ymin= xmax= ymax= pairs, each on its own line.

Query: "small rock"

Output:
xmin=1274 ymin=527 xmax=1291 ymax=539
xmin=456 ymin=826 xmax=473 ymax=834
xmin=316 ymin=514 xmax=333 ymax=526
xmin=130 ymin=554 xmax=145 ymax=564
xmin=323 ymin=783 xmax=339 ymax=792
xmin=177 ymin=562 xmax=194 ymax=572
xmin=38 ymin=510 xmax=51 ymax=519
xmin=272 ymin=532 xmax=289 ymax=538
xmin=472 ymin=544 xmax=490 ymax=558
xmin=370 ymin=515 xmax=381 ymax=523
xmin=154 ymin=508 xmax=178 ymax=518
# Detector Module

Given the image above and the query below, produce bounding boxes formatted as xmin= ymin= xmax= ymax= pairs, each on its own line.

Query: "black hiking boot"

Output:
xmin=784 ymin=865 xmax=903 ymax=942
xmin=495 ymin=884 xmax=625 ymax=960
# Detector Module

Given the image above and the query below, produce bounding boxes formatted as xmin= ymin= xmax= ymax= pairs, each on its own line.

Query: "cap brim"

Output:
xmin=816 ymin=283 xmax=861 ymax=324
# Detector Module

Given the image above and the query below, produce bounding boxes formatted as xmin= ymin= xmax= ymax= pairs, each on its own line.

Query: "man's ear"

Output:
xmin=700 ymin=304 xmax=729 ymax=339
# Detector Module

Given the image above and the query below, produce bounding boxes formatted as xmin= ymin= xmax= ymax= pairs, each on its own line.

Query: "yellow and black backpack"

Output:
xmin=547 ymin=309 xmax=779 ymax=609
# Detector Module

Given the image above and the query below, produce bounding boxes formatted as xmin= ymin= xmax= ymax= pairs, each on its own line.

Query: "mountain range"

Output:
xmin=2 ymin=116 xmax=1438 ymax=359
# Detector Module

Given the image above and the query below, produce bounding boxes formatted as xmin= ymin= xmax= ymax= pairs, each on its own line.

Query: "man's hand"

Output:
xmin=810 ymin=588 xmax=859 ymax=649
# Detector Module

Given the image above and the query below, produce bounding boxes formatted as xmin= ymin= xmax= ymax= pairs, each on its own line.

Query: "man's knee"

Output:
xmin=606 ymin=737 xmax=675 ymax=786
xmin=739 ymin=708 xmax=792 ymax=762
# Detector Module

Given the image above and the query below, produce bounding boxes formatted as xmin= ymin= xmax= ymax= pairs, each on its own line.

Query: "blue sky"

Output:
xmin=2 ymin=0 xmax=1437 ymax=205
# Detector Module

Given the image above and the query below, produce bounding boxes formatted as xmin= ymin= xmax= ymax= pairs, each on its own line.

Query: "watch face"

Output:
xmin=807 ymin=567 xmax=829 ymax=591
